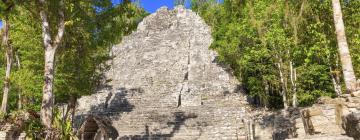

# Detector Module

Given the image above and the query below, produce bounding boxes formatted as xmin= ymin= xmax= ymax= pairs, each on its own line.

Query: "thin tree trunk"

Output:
xmin=63 ymin=96 xmax=76 ymax=121
xmin=290 ymin=62 xmax=294 ymax=105
xmin=15 ymin=52 xmax=21 ymax=68
xmin=335 ymin=70 xmax=342 ymax=94
xmin=1 ymin=17 xmax=13 ymax=114
xmin=294 ymin=68 xmax=297 ymax=106
xmin=18 ymin=91 xmax=22 ymax=110
xmin=39 ymin=0 xmax=65 ymax=131
xmin=264 ymin=82 xmax=269 ymax=109
xmin=290 ymin=62 xmax=297 ymax=107
xmin=289 ymin=0 xmax=305 ymax=108
xmin=277 ymin=57 xmax=288 ymax=109
xmin=15 ymin=52 xmax=22 ymax=109
xmin=69 ymin=96 xmax=76 ymax=126
xmin=331 ymin=74 xmax=342 ymax=96
xmin=331 ymin=67 xmax=342 ymax=96
xmin=332 ymin=0 xmax=357 ymax=92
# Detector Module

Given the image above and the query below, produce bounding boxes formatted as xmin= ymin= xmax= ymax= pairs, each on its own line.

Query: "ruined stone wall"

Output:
xmin=284 ymin=97 xmax=355 ymax=140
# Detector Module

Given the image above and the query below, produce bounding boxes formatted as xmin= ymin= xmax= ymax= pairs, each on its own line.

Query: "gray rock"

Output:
xmin=342 ymin=112 xmax=360 ymax=140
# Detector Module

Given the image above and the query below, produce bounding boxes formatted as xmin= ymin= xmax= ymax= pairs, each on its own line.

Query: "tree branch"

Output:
xmin=53 ymin=0 xmax=65 ymax=48
xmin=38 ymin=0 xmax=52 ymax=49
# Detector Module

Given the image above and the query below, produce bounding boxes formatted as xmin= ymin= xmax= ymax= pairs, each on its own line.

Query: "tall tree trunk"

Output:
xmin=0 ymin=17 xmax=13 ymax=114
xmin=332 ymin=0 xmax=357 ymax=92
xmin=41 ymin=47 xmax=56 ymax=128
xmin=39 ymin=0 xmax=65 ymax=131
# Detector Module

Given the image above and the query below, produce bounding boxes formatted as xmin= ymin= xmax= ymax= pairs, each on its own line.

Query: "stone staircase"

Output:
xmin=76 ymin=90 xmax=250 ymax=140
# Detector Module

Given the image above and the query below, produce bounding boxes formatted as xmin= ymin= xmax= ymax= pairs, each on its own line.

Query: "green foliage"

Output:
xmin=54 ymin=0 xmax=147 ymax=104
xmin=343 ymin=0 xmax=360 ymax=77
xmin=9 ymin=6 xmax=44 ymax=111
xmin=52 ymin=107 xmax=77 ymax=140
xmin=191 ymin=0 xmax=360 ymax=108
xmin=0 ymin=1 xmax=147 ymax=113
xmin=25 ymin=117 xmax=43 ymax=139
xmin=0 ymin=112 xmax=5 ymax=121
xmin=296 ymin=64 xmax=334 ymax=106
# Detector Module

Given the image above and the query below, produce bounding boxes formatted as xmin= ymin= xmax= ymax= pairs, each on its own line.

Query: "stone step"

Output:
xmin=286 ymin=135 xmax=353 ymax=140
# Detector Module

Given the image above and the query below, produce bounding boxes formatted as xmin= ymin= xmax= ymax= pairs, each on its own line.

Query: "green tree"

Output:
xmin=10 ymin=5 xmax=43 ymax=112
xmin=192 ymin=0 xmax=340 ymax=108
xmin=54 ymin=0 xmax=147 ymax=123
xmin=0 ymin=0 xmax=14 ymax=114
xmin=36 ymin=0 xmax=66 ymax=132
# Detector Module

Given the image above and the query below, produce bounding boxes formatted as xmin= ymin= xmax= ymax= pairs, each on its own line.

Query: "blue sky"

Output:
xmin=0 ymin=0 xmax=185 ymax=28
xmin=113 ymin=0 xmax=181 ymax=13
xmin=139 ymin=0 xmax=176 ymax=13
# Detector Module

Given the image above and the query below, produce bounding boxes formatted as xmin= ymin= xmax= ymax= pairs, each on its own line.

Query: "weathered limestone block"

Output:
xmin=293 ymin=103 xmax=347 ymax=140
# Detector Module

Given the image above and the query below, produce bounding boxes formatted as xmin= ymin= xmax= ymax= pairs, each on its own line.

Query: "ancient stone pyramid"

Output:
xmin=73 ymin=5 xmax=360 ymax=140
xmin=75 ymin=6 xmax=248 ymax=140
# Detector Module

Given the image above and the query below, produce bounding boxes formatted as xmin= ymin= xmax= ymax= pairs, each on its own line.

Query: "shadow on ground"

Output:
xmin=118 ymin=111 xmax=198 ymax=140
